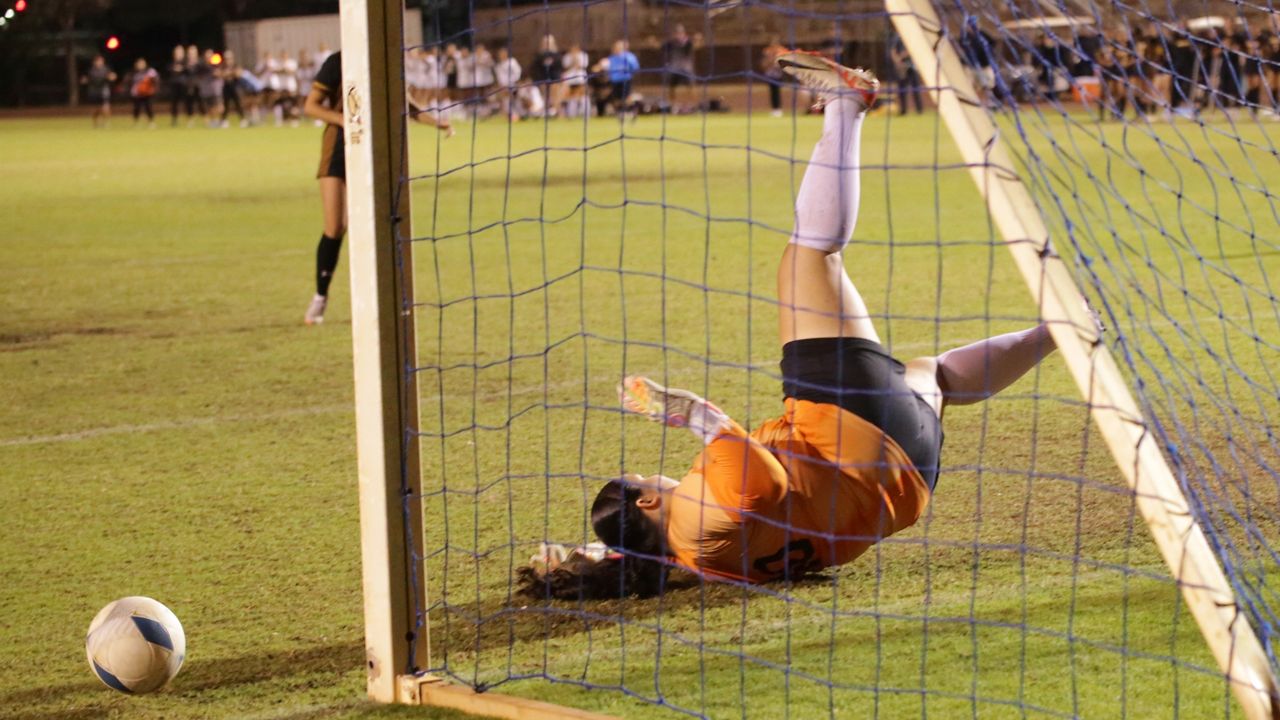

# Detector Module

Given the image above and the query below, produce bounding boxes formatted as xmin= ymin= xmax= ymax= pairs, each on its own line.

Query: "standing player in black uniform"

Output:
xmin=82 ymin=55 xmax=117 ymax=128
xmin=302 ymin=51 xmax=454 ymax=325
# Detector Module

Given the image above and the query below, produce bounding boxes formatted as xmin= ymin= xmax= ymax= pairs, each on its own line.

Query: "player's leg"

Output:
xmin=306 ymin=175 xmax=347 ymax=325
xmin=901 ymin=323 xmax=1057 ymax=419
xmin=935 ymin=324 xmax=1056 ymax=406
xmin=775 ymin=53 xmax=879 ymax=346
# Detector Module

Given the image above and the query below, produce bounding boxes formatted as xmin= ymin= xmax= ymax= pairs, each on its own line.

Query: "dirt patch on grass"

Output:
xmin=0 ymin=327 xmax=122 ymax=352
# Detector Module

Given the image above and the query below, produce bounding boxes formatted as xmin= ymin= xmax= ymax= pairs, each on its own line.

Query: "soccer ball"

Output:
xmin=85 ymin=596 xmax=186 ymax=694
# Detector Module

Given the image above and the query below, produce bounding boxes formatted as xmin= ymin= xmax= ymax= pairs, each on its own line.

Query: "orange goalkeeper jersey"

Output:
xmin=664 ymin=398 xmax=932 ymax=583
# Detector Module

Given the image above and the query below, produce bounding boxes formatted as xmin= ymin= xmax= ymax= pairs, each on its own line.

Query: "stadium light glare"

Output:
xmin=4 ymin=9 xmax=13 ymax=19
xmin=0 ymin=17 xmax=6 ymax=26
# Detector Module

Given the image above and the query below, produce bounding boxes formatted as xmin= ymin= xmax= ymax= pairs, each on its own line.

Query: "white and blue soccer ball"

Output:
xmin=85 ymin=596 xmax=186 ymax=694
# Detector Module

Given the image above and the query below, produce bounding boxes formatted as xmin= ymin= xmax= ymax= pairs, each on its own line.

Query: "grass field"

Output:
xmin=2 ymin=103 xmax=1277 ymax=720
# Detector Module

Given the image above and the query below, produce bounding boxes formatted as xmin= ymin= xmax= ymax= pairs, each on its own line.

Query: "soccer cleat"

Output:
xmin=776 ymin=50 xmax=879 ymax=110
xmin=619 ymin=375 xmax=715 ymax=429
xmin=304 ymin=294 xmax=328 ymax=325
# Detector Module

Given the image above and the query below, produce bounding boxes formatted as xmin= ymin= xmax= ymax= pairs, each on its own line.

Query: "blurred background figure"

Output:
xmin=184 ymin=46 xmax=206 ymax=122
xmin=603 ymin=39 xmax=638 ymax=118
xmin=531 ymin=35 xmax=563 ymax=117
xmin=454 ymin=45 xmax=476 ymax=115
xmin=422 ymin=46 xmax=445 ymax=115
xmin=443 ymin=43 xmax=460 ymax=109
xmin=220 ymin=50 xmax=246 ymax=128
xmin=198 ymin=49 xmax=224 ymax=127
xmin=81 ymin=55 xmax=117 ymax=128
xmin=760 ymin=36 xmax=786 ymax=117
xmin=473 ymin=44 xmax=496 ymax=115
xmin=888 ymin=30 xmax=923 ymax=115
xmin=281 ymin=51 xmax=300 ymax=126
xmin=296 ymin=50 xmax=318 ymax=123
xmin=561 ymin=43 xmax=590 ymax=117
xmin=493 ymin=46 xmax=522 ymax=120
xmin=166 ymin=45 xmax=188 ymax=126
xmin=260 ymin=51 xmax=284 ymax=125
xmin=659 ymin=23 xmax=700 ymax=112
xmin=128 ymin=57 xmax=159 ymax=128
xmin=406 ymin=48 xmax=429 ymax=110
xmin=960 ymin=17 xmax=998 ymax=106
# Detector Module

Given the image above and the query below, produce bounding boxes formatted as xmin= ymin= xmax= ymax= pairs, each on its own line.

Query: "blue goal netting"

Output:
xmin=398 ymin=1 xmax=1280 ymax=717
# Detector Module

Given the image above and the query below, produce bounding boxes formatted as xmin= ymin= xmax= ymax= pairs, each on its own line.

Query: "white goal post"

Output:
xmin=340 ymin=0 xmax=616 ymax=717
xmin=886 ymin=0 xmax=1278 ymax=718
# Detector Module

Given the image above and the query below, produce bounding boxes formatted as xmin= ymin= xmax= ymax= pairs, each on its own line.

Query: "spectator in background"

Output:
xmin=888 ymin=30 xmax=923 ymax=114
xmin=1139 ymin=26 xmax=1170 ymax=118
xmin=184 ymin=46 xmax=206 ymax=120
xmin=82 ymin=55 xmax=117 ymax=128
xmin=473 ymin=44 xmax=496 ymax=111
xmin=443 ymin=43 xmax=460 ymax=107
xmin=660 ymin=24 xmax=700 ymax=112
xmin=220 ymin=50 xmax=246 ymax=128
xmin=819 ymin=22 xmax=850 ymax=64
xmin=406 ymin=48 xmax=428 ymax=110
xmin=257 ymin=51 xmax=277 ymax=124
xmin=959 ymin=17 xmax=998 ymax=104
xmin=760 ymin=36 xmax=786 ymax=117
xmin=313 ymin=43 xmax=334 ymax=70
xmin=281 ymin=51 xmax=301 ymax=125
xmin=236 ymin=57 xmax=267 ymax=126
xmin=1167 ymin=23 xmax=1197 ymax=114
xmin=604 ymin=39 xmax=639 ymax=117
xmin=1032 ymin=31 xmax=1069 ymax=99
xmin=198 ymin=49 xmax=224 ymax=127
xmin=561 ymin=42 xmax=590 ymax=117
xmin=493 ymin=46 xmax=522 ymax=119
xmin=166 ymin=45 xmax=188 ymax=126
xmin=129 ymin=57 xmax=159 ymax=128
xmin=424 ymin=46 xmax=448 ymax=115
xmin=1218 ymin=27 xmax=1246 ymax=112
xmin=454 ymin=45 xmax=476 ymax=114
xmin=590 ymin=54 xmax=613 ymax=117
xmin=531 ymin=35 xmax=564 ymax=117
xmin=1266 ymin=33 xmax=1280 ymax=113
xmin=1243 ymin=34 xmax=1266 ymax=112
xmin=297 ymin=50 xmax=318 ymax=114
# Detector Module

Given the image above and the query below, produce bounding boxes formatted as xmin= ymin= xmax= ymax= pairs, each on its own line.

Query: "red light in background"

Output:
xmin=14 ymin=0 xmax=26 ymax=11
xmin=105 ymin=36 xmax=120 ymax=50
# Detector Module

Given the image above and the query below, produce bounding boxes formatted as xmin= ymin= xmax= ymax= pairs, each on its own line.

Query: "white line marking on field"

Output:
xmin=0 ymin=405 xmax=350 ymax=448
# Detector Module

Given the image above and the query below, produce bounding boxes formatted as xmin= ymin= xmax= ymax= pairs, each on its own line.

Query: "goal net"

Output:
xmin=342 ymin=0 xmax=1280 ymax=717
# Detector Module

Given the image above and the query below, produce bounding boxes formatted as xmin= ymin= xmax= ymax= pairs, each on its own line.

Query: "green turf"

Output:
xmin=1 ymin=106 xmax=1276 ymax=720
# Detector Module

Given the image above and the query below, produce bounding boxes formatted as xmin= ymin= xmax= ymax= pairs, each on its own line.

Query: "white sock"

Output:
xmin=789 ymin=97 xmax=865 ymax=253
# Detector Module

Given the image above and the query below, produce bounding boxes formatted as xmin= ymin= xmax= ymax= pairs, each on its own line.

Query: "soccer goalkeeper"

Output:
xmin=521 ymin=52 xmax=1058 ymax=599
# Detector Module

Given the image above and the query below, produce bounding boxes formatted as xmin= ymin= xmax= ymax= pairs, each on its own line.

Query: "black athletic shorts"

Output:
xmin=781 ymin=337 xmax=943 ymax=490
xmin=317 ymin=123 xmax=346 ymax=180
xmin=663 ymin=69 xmax=693 ymax=87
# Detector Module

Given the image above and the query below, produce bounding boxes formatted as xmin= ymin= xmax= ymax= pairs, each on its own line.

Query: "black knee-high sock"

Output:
xmin=315 ymin=234 xmax=343 ymax=296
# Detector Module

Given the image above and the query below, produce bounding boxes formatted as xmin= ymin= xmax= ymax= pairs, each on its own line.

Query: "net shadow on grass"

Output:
xmin=0 ymin=641 xmax=363 ymax=720
xmin=433 ymin=570 xmax=836 ymax=652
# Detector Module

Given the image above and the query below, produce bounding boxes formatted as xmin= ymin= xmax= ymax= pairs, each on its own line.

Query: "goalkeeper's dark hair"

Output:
xmin=517 ymin=479 xmax=671 ymax=600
